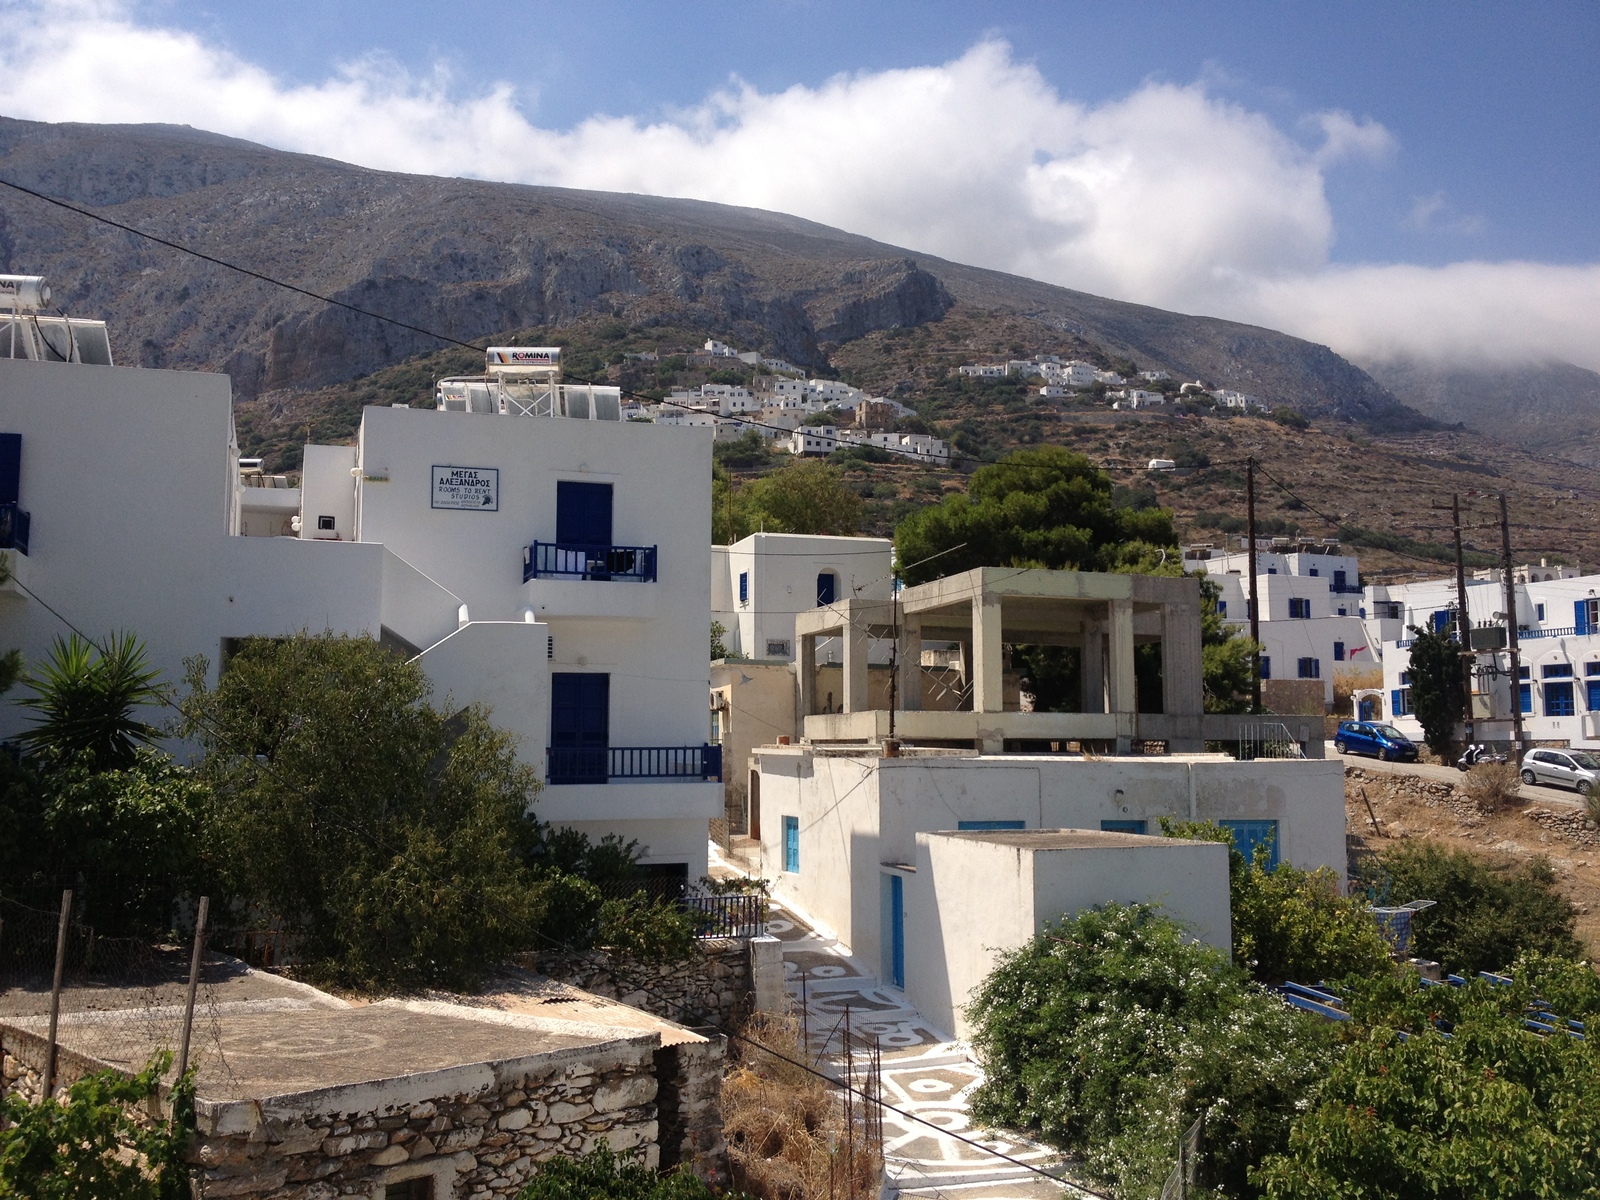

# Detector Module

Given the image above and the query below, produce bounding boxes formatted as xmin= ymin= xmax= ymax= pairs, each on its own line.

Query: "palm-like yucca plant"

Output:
xmin=17 ymin=632 xmax=166 ymax=769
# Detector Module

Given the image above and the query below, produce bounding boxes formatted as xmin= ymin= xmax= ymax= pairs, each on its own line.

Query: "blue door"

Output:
xmin=783 ymin=816 xmax=800 ymax=873
xmin=550 ymin=673 xmax=609 ymax=783
xmin=816 ymin=572 xmax=836 ymax=606
xmin=881 ymin=873 xmax=905 ymax=988
xmin=556 ymin=481 xmax=613 ymax=546
xmin=1220 ymin=819 xmax=1279 ymax=869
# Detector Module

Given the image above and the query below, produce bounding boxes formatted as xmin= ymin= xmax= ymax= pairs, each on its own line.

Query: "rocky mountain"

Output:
xmin=1360 ymin=357 xmax=1600 ymax=467
xmin=0 ymin=116 xmax=1422 ymax=427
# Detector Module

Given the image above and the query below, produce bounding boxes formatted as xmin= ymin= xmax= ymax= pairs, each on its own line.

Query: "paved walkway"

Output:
xmin=765 ymin=897 xmax=1082 ymax=1199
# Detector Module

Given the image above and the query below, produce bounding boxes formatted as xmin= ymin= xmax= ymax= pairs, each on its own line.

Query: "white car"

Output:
xmin=1520 ymin=748 xmax=1600 ymax=796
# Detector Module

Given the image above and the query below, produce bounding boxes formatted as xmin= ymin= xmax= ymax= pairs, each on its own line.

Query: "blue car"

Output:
xmin=1335 ymin=721 xmax=1419 ymax=762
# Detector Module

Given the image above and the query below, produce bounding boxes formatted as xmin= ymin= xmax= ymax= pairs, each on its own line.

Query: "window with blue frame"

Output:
xmin=1588 ymin=662 xmax=1600 ymax=711
xmin=1537 ymin=603 xmax=1547 ymax=622
xmin=1333 ymin=569 xmax=1348 ymax=591
xmin=1216 ymin=600 xmax=1227 ymax=617
xmin=957 ymin=820 xmax=1025 ymax=831
xmin=782 ymin=816 xmax=799 ymax=873
xmin=816 ymin=572 xmax=837 ymax=606
xmin=1544 ymin=663 xmax=1576 ymax=716
xmin=1289 ymin=598 xmax=1311 ymax=619
xmin=1519 ymin=664 xmax=1532 ymax=714
xmin=738 ymin=572 xmax=749 ymax=605
xmin=1219 ymin=819 xmax=1279 ymax=869
xmin=1308 ymin=567 xmax=1319 ymax=577
xmin=1431 ymin=610 xmax=1451 ymax=633
xmin=1581 ymin=600 xmax=1600 ymax=635
xmin=1260 ymin=656 xmax=1271 ymax=679
xmin=1334 ymin=641 xmax=1346 ymax=661
xmin=1100 ymin=819 xmax=1148 ymax=834
xmin=1297 ymin=657 xmax=1320 ymax=679
xmin=1267 ymin=566 xmax=1278 ymax=574
xmin=1391 ymin=687 xmax=1412 ymax=717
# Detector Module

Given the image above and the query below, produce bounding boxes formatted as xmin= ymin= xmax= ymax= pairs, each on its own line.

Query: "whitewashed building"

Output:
xmin=0 ymin=286 xmax=721 ymax=878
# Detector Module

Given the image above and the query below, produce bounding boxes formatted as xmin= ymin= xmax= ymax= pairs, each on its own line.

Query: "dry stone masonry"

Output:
xmin=527 ymin=939 xmax=752 ymax=1027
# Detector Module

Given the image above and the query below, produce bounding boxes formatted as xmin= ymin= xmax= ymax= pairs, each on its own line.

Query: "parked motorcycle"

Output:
xmin=1457 ymin=743 xmax=1508 ymax=770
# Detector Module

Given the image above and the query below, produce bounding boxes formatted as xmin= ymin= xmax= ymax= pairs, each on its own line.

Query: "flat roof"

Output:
xmin=927 ymin=828 xmax=1221 ymax=850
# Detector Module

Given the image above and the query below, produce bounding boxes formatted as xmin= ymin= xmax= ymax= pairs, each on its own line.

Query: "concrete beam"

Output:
xmin=1081 ymin=620 xmax=1104 ymax=714
xmin=798 ymin=633 xmax=817 ymax=717
xmin=897 ymin=613 xmax=922 ymax=712
xmin=1107 ymin=598 xmax=1136 ymax=753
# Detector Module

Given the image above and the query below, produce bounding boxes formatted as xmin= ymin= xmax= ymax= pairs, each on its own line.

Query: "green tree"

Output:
xmin=1371 ymin=842 xmax=1580 ymax=974
xmin=893 ymin=446 xmax=1175 ymax=585
xmin=180 ymin=632 xmax=547 ymax=989
xmin=1258 ymin=975 xmax=1600 ymax=1199
xmin=1162 ymin=819 xmax=1394 ymax=986
xmin=967 ymin=903 xmax=1336 ymax=1197
xmin=1200 ymin=577 xmax=1259 ymax=714
xmin=1405 ymin=624 xmax=1465 ymax=758
xmin=710 ymin=620 xmax=729 ymax=660
xmin=17 ymin=633 xmax=166 ymax=770
xmin=736 ymin=459 xmax=862 ymax=536
xmin=0 ymin=1053 xmax=194 ymax=1200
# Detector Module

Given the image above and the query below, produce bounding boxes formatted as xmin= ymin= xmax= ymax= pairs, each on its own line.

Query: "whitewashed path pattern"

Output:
xmin=765 ymin=898 xmax=1090 ymax=1200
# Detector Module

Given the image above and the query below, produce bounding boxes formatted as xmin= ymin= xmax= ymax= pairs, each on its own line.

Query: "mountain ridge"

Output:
xmin=0 ymin=115 xmax=1421 ymax=429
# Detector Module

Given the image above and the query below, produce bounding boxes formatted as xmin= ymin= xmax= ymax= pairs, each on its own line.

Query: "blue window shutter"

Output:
xmin=1334 ymin=641 xmax=1345 ymax=661
xmin=738 ymin=572 xmax=748 ymax=604
xmin=1261 ymin=657 xmax=1270 ymax=679
xmin=556 ymin=481 xmax=613 ymax=545
xmin=783 ymin=816 xmax=800 ymax=873
xmin=816 ymin=572 xmax=836 ymax=605
xmin=0 ymin=434 xmax=19 ymax=505
xmin=1578 ymin=600 xmax=1590 ymax=636
xmin=1391 ymin=689 xmax=1402 ymax=716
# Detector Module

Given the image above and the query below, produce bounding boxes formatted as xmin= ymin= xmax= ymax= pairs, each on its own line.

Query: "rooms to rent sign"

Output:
xmin=431 ymin=465 xmax=499 ymax=511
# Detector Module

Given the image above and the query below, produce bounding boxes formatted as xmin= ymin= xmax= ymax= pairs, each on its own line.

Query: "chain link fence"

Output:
xmin=0 ymin=892 xmax=241 ymax=1101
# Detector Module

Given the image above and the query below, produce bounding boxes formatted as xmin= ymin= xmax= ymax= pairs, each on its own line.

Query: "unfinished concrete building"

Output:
xmin=794 ymin=567 xmax=1264 ymax=755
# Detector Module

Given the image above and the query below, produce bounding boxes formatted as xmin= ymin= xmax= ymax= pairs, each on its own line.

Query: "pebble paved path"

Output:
xmin=765 ymin=897 xmax=1088 ymax=1199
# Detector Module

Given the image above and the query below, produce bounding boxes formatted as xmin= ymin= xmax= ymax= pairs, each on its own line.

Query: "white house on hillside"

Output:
xmin=0 ymin=285 xmax=721 ymax=879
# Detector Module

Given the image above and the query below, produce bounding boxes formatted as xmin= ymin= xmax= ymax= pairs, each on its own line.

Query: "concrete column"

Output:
xmin=798 ymin=633 xmax=816 ymax=718
xmin=897 ymin=614 xmax=923 ymax=711
xmin=748 ymin=935 xmax=786 ymax=1014
xmin=1080 ymin=621 xmax=1105 ymax=713
xmin=1162 ymin=602 xmax=1204 ymax=717
xmin=1107 ymin=597 xmax=1136 ymax=716
xmin=972 ymin=594 xmax=1004 ymax=713
xmin=843 ymin=617 xmax=869 ymax=713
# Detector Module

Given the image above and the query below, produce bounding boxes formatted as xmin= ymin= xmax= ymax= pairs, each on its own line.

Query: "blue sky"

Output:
xmin=142 ymin=0 xmax=1599 ymax=267
xmin=3 ymin=1 xmax=1597 ymax=366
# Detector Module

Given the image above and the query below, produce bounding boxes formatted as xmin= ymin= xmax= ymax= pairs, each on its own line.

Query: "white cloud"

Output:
xmin=0 ymin=1 xmax=1595 ymax=370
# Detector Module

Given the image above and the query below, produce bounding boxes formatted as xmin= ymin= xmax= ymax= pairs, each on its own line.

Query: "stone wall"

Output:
xmin=654 ymin=1032 xmax=727 ymax=1186
xmin=0 ymin=1024 xmax=107 ymax=1104
xmin=1348 ymin=766 xmax=1600 ymax=849
xmin=528 ymin=940 xmax=752 ymax=1027
xmin=189 ymin=1039 xmax=661 ymax=1199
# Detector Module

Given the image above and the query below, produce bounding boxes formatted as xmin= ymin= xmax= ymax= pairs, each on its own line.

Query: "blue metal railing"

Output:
xmin=1328 ymin=583 xmax=1364 ymax=595
xmin=546 ymin=743 xmax=722 ymax=785
xmin=0 ymin=503 xmax=30 ymax=556
xmin=524 ymin=541 xmax=657 ymax=583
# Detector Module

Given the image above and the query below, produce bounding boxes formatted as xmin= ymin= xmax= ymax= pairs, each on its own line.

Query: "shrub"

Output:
xmin=595 ymin=893 xmax=697 ymax=962
xmin=1460 ymin=760 xmax=1520 ymax=814
xmin=0 ymin=1053 xmax=194 ymax=1199
xmin=966 ymin=903 xmax=1337 ymax=1197
xmin=1161 ymin=819 xmax=1394 ymax=986
xmin=517 ymin=1144 xmax=742 ymax=1200
xmin=17 ymin=633 xmax=165 ymax=772
xmin=1257 ymin=974 xmax=1600 ymax=1198
xmin=1375 ymin=842 xmax=1580 ymax=974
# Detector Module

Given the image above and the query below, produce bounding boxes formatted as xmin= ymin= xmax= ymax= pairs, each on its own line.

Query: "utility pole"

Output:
xmin=1500 ymin=492 xmax=1525 ymax=755
xmin=886 ymin=565 xmax=899 ymax=744
xmin=1452 ymin=494 xmax=1474 ymax=746
xmin=1247 ymin=457 xmax=1261 ymax=713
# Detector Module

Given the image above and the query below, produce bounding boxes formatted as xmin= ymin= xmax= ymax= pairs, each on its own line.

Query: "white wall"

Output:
xmin=904 ymin=831 xmax=1230 ymax=1038
xmin=717 ymin=533 xmax=893 ymax=662
xmin=756 ymin=750 xmax=1345 ymax=971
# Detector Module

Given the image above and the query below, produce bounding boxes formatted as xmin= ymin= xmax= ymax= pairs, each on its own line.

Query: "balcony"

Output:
xmin=1328 ymin=583 xmax=1363 ymax=595
xmin=0 ymin=503 xmax=30 ymax=556
xmin=524 ymin=541 xmax=657 ymax=584
xmin=546 ymin=744 xmax=722 ymax=785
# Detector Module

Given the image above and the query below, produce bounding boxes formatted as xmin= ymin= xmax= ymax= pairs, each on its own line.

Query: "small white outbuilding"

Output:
xmin=899 ymin=828 xmax=1231 ymax=1039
